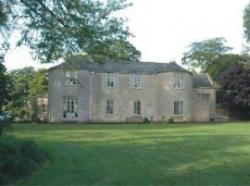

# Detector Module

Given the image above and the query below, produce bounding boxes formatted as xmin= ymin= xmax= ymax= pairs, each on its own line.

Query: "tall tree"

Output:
xmin=0 ymin=0 xmax=140 ymax=62
xmin=217 ymin=63 xmax=250 ymax=119
xmin=206 ymin=54 xmax=249 ymax=81
xmin=244 ymin=3 xmax=250 ymax=42
xmin=0 ymin=63 xmax=10 ymax=111
xmin=5 ymin=67 xmax=36 ymax=121
xmin=28 ymin=69 xmax=48 ymax=121
xmin=182 ymin=37 xmax=232 ymax=71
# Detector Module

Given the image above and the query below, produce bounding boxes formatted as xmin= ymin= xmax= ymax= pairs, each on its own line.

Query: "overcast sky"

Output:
xmin=4 ymin=0 xmax=250 ymax=70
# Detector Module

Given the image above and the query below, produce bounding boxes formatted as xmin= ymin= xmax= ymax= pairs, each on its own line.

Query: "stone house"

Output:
xmin=48 ymin=60 xmax=216 ymax=123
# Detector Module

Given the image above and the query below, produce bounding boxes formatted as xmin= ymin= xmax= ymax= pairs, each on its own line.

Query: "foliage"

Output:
xmin=206 ymin=54 xmax=249 ymax=81
xmin=168 ymin=117 xmax=175 ymax=124
xmin=0 ymin=136 xmax=49 ymax=185
xmin=0 ymin=0 xmax=140 ymax=62
xmin=28 ymin=69 xmax=48 ymax=121
xmin=217 ymin=63 xmax=250 ymax=119
xmin=0 ymin=112 xmax=11 ymax=136
xmin=4 ymin=67 xmax=48 ymax=121
xmin=0 ymin=63 xmax=10 ymax=111
xmin=5 ymin=67 xmax=35 ymax=121
xmin=244 ymin=3 xmax=250 ymax=43
xmin=182 ymin=37 xmax=232 ymax=71
xmin=143 ymin=117 xmax=151 ymax=124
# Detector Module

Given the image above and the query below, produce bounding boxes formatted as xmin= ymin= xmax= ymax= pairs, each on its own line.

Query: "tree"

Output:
xmin=5 ymin=67 xmax=36 ymax=121
xmin=28 ymin=69 xmax=48 ymax=121
xmin=244 ymin=3 xmax=250 ymax=42
xmin=0 ymin=63 xmax=10 ymax=111
xmin=217 ymin=63 xmax=250 ymax=119
xmin=0 ymin=0 xmax=140 ymax=62
xmin=206 ymin=54 xmax=249 ymax=81
xmin=182 ymin=37 xmax=232 ymax=71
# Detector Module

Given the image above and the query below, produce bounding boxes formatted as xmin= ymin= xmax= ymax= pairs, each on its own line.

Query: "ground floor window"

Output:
xmin=63 ymin=96 xmax=78 ymax=119
xmin=174 ymin=101 xmax=183 ymax=115
xmin=106 ymin=100 xmax=114 ymax=114
xmin=134 ymin=101 xmax=141 ymax=115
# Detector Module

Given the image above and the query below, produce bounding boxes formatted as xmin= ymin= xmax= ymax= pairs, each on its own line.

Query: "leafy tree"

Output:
xmin=5 ymin=67 xmax=36 ymax=121
xmin=206 ymin=54 xmax=249 ymax=81
xmin=28 ymin=69 xmax=48 ymax=121
xmin=217 ymin=63 xmax=250 ymax=119
xmin=0 ymin=0 xmax=140 ymax=62
xmin=244 ymin=3 xmax=250 ymax=42
xmin=182 ymin=37 xmax=232 ymax=71
xmin=0 ymin=63 xmax=10 ymax=111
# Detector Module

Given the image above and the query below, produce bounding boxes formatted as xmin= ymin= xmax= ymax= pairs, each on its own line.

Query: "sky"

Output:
xmin=4 ymin=0 xmax=250 ymax=70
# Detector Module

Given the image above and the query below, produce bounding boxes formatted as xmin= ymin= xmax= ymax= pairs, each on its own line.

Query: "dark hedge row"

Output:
xmin=0 ymin=136 xmax=49 ymax=185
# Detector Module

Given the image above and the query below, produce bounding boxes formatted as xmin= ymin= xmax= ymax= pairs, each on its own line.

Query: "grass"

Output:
xmin=7 ymin=122 xmax=250 ymax=185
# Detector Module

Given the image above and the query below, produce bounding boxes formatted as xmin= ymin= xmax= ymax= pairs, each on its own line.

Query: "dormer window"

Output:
xmin=106 ymin=73 xmax=115 ymax=87
xmin=65 ymin=71 xmax=78 ymax=86
xmin=173 ymin=73 xmax=183 ymax=89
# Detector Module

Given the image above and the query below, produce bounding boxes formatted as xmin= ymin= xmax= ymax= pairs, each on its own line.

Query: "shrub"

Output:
xmin=168 ymin=117 xmax=175 ymax=124
xmin=143 ymin=117 xmax=151 ymax=124
xmin=0 ymin=136 xmax=49 ymax=185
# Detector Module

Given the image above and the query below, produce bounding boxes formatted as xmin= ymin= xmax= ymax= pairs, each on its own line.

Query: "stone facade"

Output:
xmin=48 ymin=61 xmax=216 ymax=123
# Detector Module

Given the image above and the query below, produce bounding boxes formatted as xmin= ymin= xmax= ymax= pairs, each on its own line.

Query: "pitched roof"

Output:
xmin=193 ymin=73 xmax=214 ymax=88
xmin=50 ymin=60 xmax=190 ymax=74
xmin=50 ymin=59 xmax=214 ymax=88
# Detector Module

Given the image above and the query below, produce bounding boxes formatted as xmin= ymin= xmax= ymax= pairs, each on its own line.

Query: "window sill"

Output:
xmin=64 ymin=85 xmax=77 ymax=87
xmin=173 ymin=88 xmax=185 ymax=90
xmin=173 ymin=115 xmax=184 ymax=117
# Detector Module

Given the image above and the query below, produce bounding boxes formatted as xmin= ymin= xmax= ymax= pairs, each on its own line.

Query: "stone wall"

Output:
xmin=48 ymin=68 xmax=215 ymax=123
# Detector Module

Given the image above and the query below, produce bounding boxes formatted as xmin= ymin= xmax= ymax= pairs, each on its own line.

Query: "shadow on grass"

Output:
xmin=11 ymin=128 xmax=250 ymax=186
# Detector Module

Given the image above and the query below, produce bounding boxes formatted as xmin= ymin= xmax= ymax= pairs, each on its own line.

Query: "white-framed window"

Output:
xmin=174 ymin=100 xmax=183 ymax=115
xmin=106 ymin=73 xmax=115 ymax=87
xmin=106 ymin=100 xmax=114 ymax=114
xmin=64 ymin=71 xmax=78 ymax=86
xmin=134 ymin=100 xmax=141 ymax=115
xmin=131 ymin=74 xmax=141 ymax=88
xmin=63 ymin=96 xmax=78 ymax=119
xmin=173 ymin=73 xmax=183 ymax=89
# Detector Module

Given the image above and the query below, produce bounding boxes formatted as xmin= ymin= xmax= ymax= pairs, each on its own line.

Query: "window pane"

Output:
xmin=107 ymin=73 xmax=114 ymax=87
xmin=174 ymin=101 xmax=183 ymax=115
xmin=106 ymin=100 xmax=113 ymax=114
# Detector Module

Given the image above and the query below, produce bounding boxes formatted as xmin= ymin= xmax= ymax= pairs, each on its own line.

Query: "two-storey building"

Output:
xmin=48 ymin=60 xmax=216 ymax=123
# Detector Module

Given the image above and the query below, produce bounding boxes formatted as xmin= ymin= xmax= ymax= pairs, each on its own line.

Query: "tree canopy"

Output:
xmin=244 ymin=3 xmax=250 ymax=43
xmin=182 ymin=37 xmax=232 ymax=71
xmin=217 ymin=63 xmax=250 ymax=119
xmin=0 ymin=0 xmax=140 ymax=62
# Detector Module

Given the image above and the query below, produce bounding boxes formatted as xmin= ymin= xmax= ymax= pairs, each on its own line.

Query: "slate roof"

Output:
xmin=51 ymin=60 xmax=190 ymax=74
xmin=193 ymin=73 xmax=213 ymax=88
xmin=50 ymin=60 xmax=213 ymax=88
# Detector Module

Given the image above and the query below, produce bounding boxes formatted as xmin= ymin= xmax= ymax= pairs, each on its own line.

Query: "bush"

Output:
xmin=168 ymin=117 xmax=175 ymax=124
xmin=0 ymin=112 xmax=12 ymax=136
xmin=0 ymin=136 xmax=49 ymax=185
xmin=143 ymin=117 xmax=151 ymax=124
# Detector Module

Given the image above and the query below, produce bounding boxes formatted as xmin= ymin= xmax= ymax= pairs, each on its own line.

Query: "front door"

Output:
xmin=63 ymin=96 xmax=78 ymax=120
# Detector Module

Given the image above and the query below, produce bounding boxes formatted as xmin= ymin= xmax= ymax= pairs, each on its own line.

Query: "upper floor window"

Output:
xmin=174 ymin=100 xmax=183 ymax=115
xmin=106 ymin=100 xmax=114 ymax=114
xmin=173 ymin=73 xmax=183 ymax=89
xmin=132 ymin=74 xmax=141 ymax=88
xmin=106 ymin=73 xmax=115 ymax=87
xmin=65 ymin=71 xmax=78 ymax=86
xmin=134 ymin=101 xmax=141 ymax=115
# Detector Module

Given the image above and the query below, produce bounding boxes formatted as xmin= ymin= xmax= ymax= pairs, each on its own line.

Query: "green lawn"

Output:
xmin=7 ymin=122 xmax=250 ymax=185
